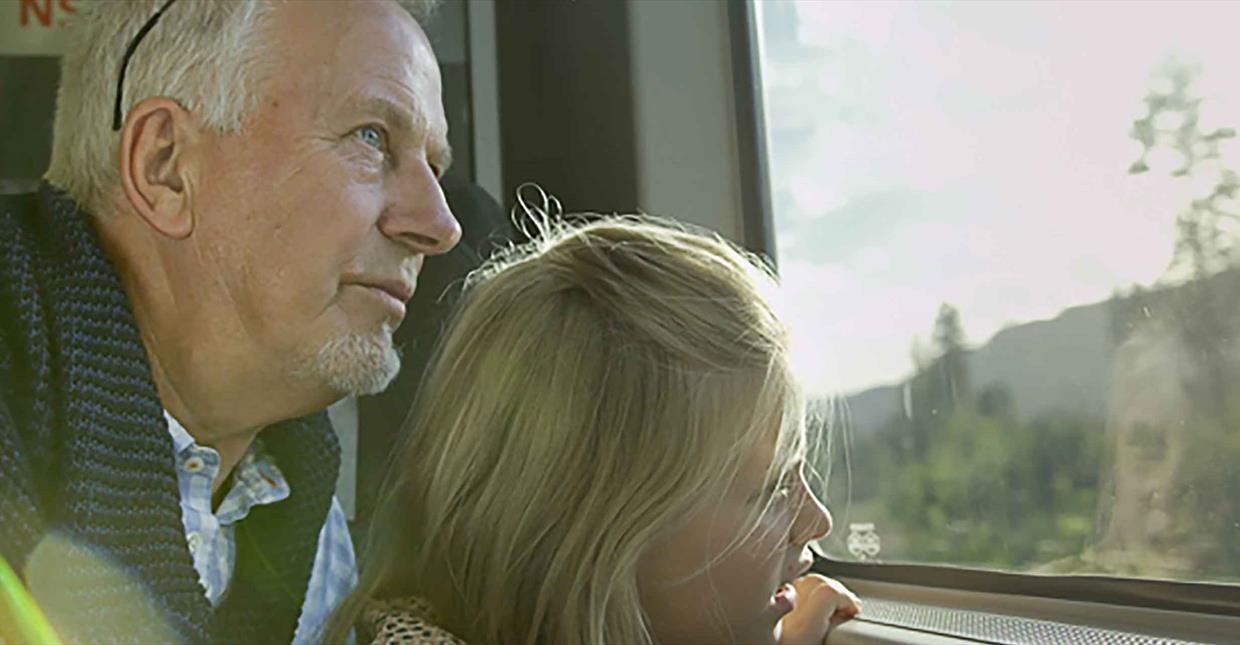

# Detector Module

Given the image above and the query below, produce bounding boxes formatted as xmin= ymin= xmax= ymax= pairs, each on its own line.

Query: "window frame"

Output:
xmin=730 ymin=0 xmax=1240 ymax=620
xmin=727 ymin=0 xmax=777 ymax=262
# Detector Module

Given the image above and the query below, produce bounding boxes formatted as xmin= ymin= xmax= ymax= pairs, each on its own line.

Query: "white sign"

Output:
xmin=0 ymin=0 xmax=97 ymax=56
xmin=846 ymin=522 xmax=882 ymax=561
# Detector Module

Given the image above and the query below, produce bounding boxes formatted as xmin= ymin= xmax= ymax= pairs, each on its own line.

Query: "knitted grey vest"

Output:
xmin=0 ymin=185 xmax=341 ymax=644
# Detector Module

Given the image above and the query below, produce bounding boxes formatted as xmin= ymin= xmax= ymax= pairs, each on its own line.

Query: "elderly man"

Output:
xmin=0 ymin=0 xmax=459 ymax=642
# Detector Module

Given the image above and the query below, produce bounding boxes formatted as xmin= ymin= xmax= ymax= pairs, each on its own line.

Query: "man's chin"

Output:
xmin=302 ymin=326 xmax=401 ymax=397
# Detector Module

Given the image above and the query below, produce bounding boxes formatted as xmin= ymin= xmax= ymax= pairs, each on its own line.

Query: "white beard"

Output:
xmin=305 ymin=323 xmax=401 ymax=396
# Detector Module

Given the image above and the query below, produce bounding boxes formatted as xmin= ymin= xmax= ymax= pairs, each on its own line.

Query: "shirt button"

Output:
xmin=183 ymin=456 xmax=206 ymax=473
xmin=187 ymin=532 xmax=202 ymax=554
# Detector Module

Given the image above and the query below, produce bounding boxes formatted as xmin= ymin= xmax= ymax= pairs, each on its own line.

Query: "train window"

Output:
xmin=753 ymin=0 xmax=1240 ymax=587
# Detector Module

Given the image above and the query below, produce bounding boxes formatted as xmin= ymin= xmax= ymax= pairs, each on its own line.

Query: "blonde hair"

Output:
xmin=330 ymin=214 xmax=812 ymax=644
xmin=44 ymin=0 xmax=438 ymax=216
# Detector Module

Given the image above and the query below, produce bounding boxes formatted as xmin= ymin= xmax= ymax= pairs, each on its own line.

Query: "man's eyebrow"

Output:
xmin=348 ymin=95 xmax=424 ymax=137
xmin=433 ymin=143 xmax=454 ymax=175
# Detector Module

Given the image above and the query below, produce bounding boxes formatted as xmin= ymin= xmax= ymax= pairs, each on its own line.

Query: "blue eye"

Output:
xmin=356 ymin=125 xmax=385 ymax=151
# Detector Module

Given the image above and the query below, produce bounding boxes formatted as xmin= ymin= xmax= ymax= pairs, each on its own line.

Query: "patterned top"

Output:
xmin=363 ymin=597 xmax=467 ymax=644
xmin=166 ymin=412 xmax=357 ymax=644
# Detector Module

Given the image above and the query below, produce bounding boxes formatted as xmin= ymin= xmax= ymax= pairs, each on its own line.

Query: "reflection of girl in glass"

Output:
xmin=329 ymin=214 xmax=859 ymax=644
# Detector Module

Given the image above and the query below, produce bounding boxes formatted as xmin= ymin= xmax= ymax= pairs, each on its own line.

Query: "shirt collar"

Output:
xmin=164 ymin=409 xmax=292 ymax=522
xmin=165 ymin=409 xmax=197 ymax=456
xmin=219 ymin=446 xmax=291 ymax=524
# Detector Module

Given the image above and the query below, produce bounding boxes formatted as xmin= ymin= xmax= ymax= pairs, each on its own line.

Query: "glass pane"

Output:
xmin=755 ymin=0 xmax=1240 ymax=584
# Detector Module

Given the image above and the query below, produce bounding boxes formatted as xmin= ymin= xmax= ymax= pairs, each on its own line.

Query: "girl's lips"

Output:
xmin=772 ymin=582 xmax=796 ymax=615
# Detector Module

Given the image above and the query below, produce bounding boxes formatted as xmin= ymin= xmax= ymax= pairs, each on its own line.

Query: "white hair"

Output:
xmin=44 ymin=0 xmax=439 ymax=216
xmin=303 ymin=324 xmax=401 ymax=396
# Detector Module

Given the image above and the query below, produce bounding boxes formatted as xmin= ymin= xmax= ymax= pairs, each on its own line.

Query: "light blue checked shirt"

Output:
xmin=165 ymin=412 xmax=356 ymax=644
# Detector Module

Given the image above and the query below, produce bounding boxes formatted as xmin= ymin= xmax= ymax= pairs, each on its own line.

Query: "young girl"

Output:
xmin=328 ymin=214 xmax=860 ymax=644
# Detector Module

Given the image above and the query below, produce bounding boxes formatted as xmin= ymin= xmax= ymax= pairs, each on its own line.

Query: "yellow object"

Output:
xmin=0 ymin=555 xmax=60 ymax=645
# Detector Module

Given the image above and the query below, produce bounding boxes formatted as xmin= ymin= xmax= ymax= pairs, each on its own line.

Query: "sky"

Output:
xmin=755 ymin=0 xmax=1240 ymax=397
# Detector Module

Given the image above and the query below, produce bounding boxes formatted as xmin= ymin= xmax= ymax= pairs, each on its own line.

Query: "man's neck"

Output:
xmin=136 ymin=313 xmax=264 ymax=496
xmin=94 ymin=209 xmax=338 ymax=493
xmin=207 ymin=431 xmax=257 ymax=501
xmin=95 ymin=212 xmax=281 ymax=491
xmin=164 ymin=393 xmax=263 ymax=498
xmin=205 ymin=427 xmax=261 ymax=498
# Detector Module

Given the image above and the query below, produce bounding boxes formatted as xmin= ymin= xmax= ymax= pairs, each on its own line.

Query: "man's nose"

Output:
xmin=378 ymin=160 xmax=462 ymax=256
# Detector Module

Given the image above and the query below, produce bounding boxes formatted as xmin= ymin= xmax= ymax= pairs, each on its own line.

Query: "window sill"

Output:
xmin=828 ymin=577 xmax=1240 ymax=644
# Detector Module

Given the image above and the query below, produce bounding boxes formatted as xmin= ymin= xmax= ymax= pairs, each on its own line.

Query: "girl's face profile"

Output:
xmin=637 ymin=437 xmax=833 ymax=644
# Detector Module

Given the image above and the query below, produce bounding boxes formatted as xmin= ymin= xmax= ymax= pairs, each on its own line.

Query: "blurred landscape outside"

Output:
xmin=756 ymin=0 xmax=1240 ymax=584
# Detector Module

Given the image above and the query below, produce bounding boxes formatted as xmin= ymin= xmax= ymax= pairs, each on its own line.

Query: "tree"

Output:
xmin=1102 ymin=58 xmax=1240 ymax=576
xmin=1127 ymin=59 xmax=1238 ymax=421
xmin=931 ymin=303 xmax=969 ymax=409
xmin=1129 ymin=60 xmax=1238 ymax=278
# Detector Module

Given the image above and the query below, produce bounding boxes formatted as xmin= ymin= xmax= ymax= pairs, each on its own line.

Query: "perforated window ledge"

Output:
xmin=857 ymin=599 xmax=1205 ymax=645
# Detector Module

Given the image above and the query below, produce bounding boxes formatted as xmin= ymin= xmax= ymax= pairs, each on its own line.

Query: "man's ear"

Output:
xmin=117 ymin=97 xmax=199 ymax=239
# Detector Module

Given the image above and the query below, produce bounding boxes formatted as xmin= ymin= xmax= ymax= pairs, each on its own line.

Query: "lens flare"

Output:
xmin=0 ymin=554 xmax=61 ymax=645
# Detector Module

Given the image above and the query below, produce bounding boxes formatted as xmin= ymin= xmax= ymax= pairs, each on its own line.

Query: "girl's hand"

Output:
xmin=777 ymin=574 xmax=862 ymax=644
